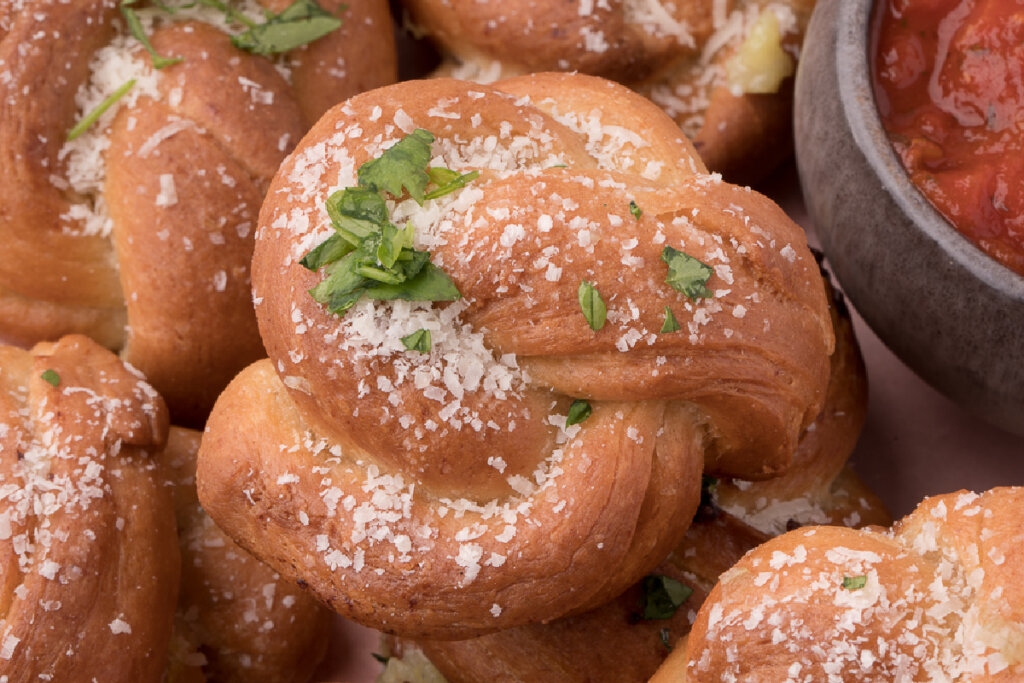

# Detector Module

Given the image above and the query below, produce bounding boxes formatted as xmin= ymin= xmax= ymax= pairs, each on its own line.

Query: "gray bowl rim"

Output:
xmin=835 ymin=0 xmax=1024 ymax=300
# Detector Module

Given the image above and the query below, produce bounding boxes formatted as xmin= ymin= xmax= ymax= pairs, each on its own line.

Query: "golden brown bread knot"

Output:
xmin=197 ymin=72 xmax=834 ymax=638
xmin=405 ymin=0 xmax=816 ymax=182
xmin=0 ymin=335 xmax=178 ymax=682
xmin=0 ymin=0 xmax=396 ymax=425
xmin=401 ymin=272 xmax=890 ymax=683
xmin=660 ymin=487 xmax=1024 ymax=682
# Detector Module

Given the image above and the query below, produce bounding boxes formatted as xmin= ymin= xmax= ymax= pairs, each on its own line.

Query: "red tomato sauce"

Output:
xmin=872 ymin=0 xmax=1024 ymax=276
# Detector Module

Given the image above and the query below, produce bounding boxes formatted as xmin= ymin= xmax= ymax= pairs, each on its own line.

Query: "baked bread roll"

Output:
xmin=0 ymin=0 xmax=396 ymax=425
xmin=197 ymin=72 xmax=834 ymax=638
xmin=0 ymin=335 xmax=178 ymax=682
xmin=657 ymin=486 xmax=1024 ymax=682
xmin=387 ymin=269 xmax=890 ymax=683
xmin=405 ymin=0 xmax=815 ymax=182
xmin=159 ymin=427 xmax=333 ymax=682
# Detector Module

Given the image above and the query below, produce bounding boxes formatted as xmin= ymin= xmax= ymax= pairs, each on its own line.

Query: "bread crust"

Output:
xmin=411 ymin=0 xmax=816 ymax=183
xmin=0 ymin=335 xmax=178 ymax=682
xmin=0 ymin=0 xmax=397 ymax=424
xmin=159 ymin=427 xmax=333 ymax=683
xmin=408 ymin=270 xmax=890 ymax=683
xmin=198 ymin=73 xmax=833 ymax=638
xmin=669 ymin=487 xmax=1024 ymax=681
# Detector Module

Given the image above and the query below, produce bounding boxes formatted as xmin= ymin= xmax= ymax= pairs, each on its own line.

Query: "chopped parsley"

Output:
xmin=629 ymin=200 xmax=642 ymax=220
xmin=40 ymin=369 xmax=61 ymax=387
xmin=424 ymin=167 xmax=481 ymax=201
xmin=231 ymin=0 xmax=343 ymax=55
xmin=641 ymin=575 xmax=693 ymax=620
xmin=577 ymin=280 xmax=606 ymax=331
xmin=67 ymin=79 xmax=136 ymax=141
xmin=565 ymin=399 xmax=592 ymax=426
xmin=842 ymin=575 xmax=867 ymax=591
xmin=301 ymin=129 xmax=470 ymax=317
xmin=661 ymin=246 xmax=713 ymax=301
xmin=120 ymin=0 xmax=183 ymax=69
xmin=401 ymin=329 xmax=431 ymax=353
xmin=660 ymin=306 xmax=680 ymax=333
xmin=371 ymin=652 xmax=390 ymax=664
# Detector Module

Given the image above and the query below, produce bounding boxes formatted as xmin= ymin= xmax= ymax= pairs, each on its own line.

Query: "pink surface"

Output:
xmin=312 ymin=165 xmax=1024 ymax=681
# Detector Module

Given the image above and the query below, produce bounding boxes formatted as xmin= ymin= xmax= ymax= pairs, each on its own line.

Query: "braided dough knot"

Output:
xmin=0 ymin=336 xmax=177 ymax=681
xmin=678 ymin=487 xmax=1024 ymax=682
xmin=199 ymin=73 xmax=833 ymax=637
xmin=0 ymin=0 xmax=394 ymax=423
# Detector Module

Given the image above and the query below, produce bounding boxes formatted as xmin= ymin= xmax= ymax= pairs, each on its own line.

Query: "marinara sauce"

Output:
xmin=872 ymin=0 xmax=1024 ymax=277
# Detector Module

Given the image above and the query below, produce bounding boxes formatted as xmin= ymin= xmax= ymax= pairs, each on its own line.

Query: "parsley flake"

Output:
xmin=641 ymin=575 xmax=693 ymax=620
xmin=629 ymin=200 xmax=642 ymax=220
xmin=301 ymin=129 xmax=476 ymax=317
xmin=40 ymin=369 xmax=61 ymax=387
xmin=371 ymin=652 xmax=390 ymax=664
xmin=578 ymin=280 xmax=606 ymax=331
xmin=67 ymin=79 xmax=136 ymax=141
xmin=424 ymin=167 xmax=480 ymax=201
xmin=565 ymin=399 xmax=591 ymax=426
xmin=401 ymin=329 xmax=431 ymax=353
xmin=661 ymin=246 xmax=713 ymax=300
xmin=842 ymin=575 xmax=867 ymax=591
xmin=120 ymin=0 xmax=184 ymax=69
xmin=358 ymin=129 xmax=435 ymax=204
xmin=660 ymin=306 xmax=680 ymax=333
xmin=231 ymin=0 xmax=344 ymax=55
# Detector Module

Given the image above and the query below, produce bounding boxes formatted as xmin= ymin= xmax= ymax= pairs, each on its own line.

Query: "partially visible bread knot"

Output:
xmin=671 ymin=487 xmax=1024 ymax=682
xmin=0 ymin=0 xmax=397 ymax=424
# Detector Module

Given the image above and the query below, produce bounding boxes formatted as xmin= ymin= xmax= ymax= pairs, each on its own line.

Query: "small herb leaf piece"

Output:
xmin=371 ymin=652 xmax=390 ymax=664
xmin=641 ymin=575 xmax=693 ymax=620
xmin=578 ymin=280 xmax=606 ymax=331
xmin=40 ymin=370 xmax=61 ymax=387
xmin=120 ymin=1 xmax=184 ymax=69
xmin=401 ymin=329 xmax=431 ymax=353
xmin=842 ymin=575 xmax=867 ymax=591
xmin=629 ymin=200 xmax=642 ymax=220
xmin=300 ymin=233 xmax=352 ymax=271
xmin=358 ymin=128 xmax=434 ymax=203
xmin=565 ymin=399 xmax=592 ymax=426
xmin=660 ymin=306 xmax=680 ymax=333
xmin=231 ymin=0 xmax=343 ymax=55
xmin=424 ymin=169 xmax=480 ymax=201
xmin=661 ymin=246 xmax=713 ymax=301
xmin=67 ymin=79 xmax=136 ymax=141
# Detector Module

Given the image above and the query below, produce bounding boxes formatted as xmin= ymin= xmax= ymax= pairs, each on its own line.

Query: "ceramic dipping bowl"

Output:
xmin=794 ymin=0 xmax=1024 ymax=435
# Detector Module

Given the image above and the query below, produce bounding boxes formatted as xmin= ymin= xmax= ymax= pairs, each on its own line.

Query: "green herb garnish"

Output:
xmin=371 ymin=652 xmax=390 ymax=664
xmin=641 ymin=575 xmax=693 ymax=620
xmin=301 ymin=129 xmax=473 ymax=316
xmin=401 ymin=329 xmax=431 ymax=353
xmin=565 ymin=399 xmax=592 ymax=426
xmin=424 ymin=167 xmax=480 ymax=201
xmin=842 ymin=575 xmax=867 ymax=590
xmin=40 ymin=370 xmax=61 ymax=387
xmin=578 ymin=280 xmax=606 ymax=331
xmin=629 ymin=200 xmax=642 ymax=220
xmin=120 ymin=0 xmax=184 ymax=69
xmin=660 ymin=306 xmax=680 ymax=333
xmin=231 ymin=0 xmax=343 ymax=55
xmin=661 ymin=246 xmax=713 ymax=301
xmin=67 ymin=79 xmax=136 ymax=141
